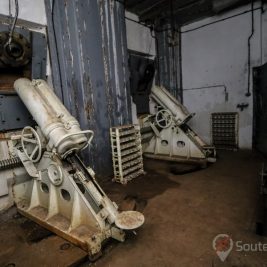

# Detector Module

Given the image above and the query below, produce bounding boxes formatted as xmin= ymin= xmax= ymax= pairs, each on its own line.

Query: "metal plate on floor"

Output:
xmin=115 ymin=211 xmax=145 ymax=230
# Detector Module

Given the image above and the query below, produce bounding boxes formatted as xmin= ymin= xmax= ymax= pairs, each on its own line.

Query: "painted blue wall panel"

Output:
xmin=45 ymin=0 xmax=132 ymax=178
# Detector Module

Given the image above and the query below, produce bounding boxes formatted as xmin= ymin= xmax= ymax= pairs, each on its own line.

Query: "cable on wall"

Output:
xmin=246 ymin=0 xmax=255 ymax=97
xmin=183 ymin=84 xmax=229 ymax=102
xmin=125 ymin=15 xmax=152 ymax=29
xmin=125 ymin=5 xmax=263 ymax=36
xmin=180 ymin=6 xmax=261 ymax=34
xmin=6 ymin=0 xmax=19 ymax=46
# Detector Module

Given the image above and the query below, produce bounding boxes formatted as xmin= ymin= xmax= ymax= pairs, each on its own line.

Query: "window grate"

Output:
xmin=211 ymin=112 xmax=239 ymax=150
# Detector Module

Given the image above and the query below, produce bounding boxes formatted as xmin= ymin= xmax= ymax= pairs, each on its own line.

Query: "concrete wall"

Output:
xmin=0 ymin=0 xmax=46 ymax=25
xmin=181 ymin=2 xmax=267 ymax=149
xmin=125 ymin=11 xmax=156 ymax=55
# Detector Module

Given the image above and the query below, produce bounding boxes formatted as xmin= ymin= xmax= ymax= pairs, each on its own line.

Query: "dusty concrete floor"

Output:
xmin=96 ymin=150 xmax=267 ymax=267
xmin=1 ymin=150 xmax=267 ymax=267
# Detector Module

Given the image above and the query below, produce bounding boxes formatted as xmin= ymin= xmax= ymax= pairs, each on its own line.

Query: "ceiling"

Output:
xmin=124 ymin=0 xmax=252 ymax=25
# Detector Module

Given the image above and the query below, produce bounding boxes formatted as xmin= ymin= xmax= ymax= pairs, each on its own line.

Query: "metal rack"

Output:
xmin=110 ymin=125 xmax=144 ymax=184
xmin=211 ymin=112 xmax=239 ymax=150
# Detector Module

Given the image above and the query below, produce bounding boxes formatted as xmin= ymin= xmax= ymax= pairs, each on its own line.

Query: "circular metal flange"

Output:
xmin=0 ymin=31 xmax=31 ymax=68
xmin=21 ymin=126 xmax=42 ymax=163
xmin=48 ymin=163 xmax=63 ymax=186
xmin=115 ymin=211 xmax=145 ymax=230
xmin=155 ymin=109 xmax=173 ymax=129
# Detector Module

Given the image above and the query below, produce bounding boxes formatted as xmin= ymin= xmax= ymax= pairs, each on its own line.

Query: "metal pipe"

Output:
xmin=14 ymin=78 xmax=88 ymax=157
xmin=14 ymin=78 xmax=59 ymax=132
xmin=32 ymin=80 xmax=89 ymax=150
xmin=32 ymin=80 xmax=77 ymax=126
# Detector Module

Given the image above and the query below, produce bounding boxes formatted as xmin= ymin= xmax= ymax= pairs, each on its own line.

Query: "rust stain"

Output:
xmin=83 ymin=73 xmax=95 ymax=123
xmin=84 ymin=102 xmax=93 ymax=121
xmin=0 ymin=132 xmax=7 ymax=140
xmin=99 ymin=0 xmax=114 ymax=127
xmin=71 ymin=78 xmax=80 ymax=121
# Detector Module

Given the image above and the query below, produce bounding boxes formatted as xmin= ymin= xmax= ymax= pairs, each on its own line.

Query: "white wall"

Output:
xmin=125 ymin=11 xmax=156 ymax=56
xmin=182 ymin=2 xmax=267 ymax=149
xmin=0 ymin=0 xmax=46 ymax=25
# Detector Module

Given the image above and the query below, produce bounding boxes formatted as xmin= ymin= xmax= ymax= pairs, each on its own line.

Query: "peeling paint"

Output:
xmin=45 ymin=0 xmax=132 ymax=178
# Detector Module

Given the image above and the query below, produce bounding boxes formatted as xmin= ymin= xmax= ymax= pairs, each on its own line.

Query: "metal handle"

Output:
xmin=55 ymin=130 xmax=94 ymax=150
xmin=155 ymin=109 xmax=173 ymax=129
xmin=21 ymin=126 xmax=42 ymax=163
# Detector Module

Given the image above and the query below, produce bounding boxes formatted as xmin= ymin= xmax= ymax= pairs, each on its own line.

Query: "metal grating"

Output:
xmin=110 ymin=125 xmax=144 ymax=184
xmin=211 ymin=112 xmax=239 ymax=150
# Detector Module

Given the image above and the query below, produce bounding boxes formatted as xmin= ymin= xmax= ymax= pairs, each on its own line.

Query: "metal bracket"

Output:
xmin=17 ymin=149 xmax=39 ymax=178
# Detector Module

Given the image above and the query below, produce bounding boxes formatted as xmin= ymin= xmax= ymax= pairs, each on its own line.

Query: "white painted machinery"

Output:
xmin=5 ymin=78 xmax=144 ymax=258
xmin=140 ymin=85 xmax=216 ymax=166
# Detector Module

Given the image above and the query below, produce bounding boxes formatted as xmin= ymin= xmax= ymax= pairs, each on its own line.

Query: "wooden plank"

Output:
xmin=0 ymin=208 xmax=88 ymax=267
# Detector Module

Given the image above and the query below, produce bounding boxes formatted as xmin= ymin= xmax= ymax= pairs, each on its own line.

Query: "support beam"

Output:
xmin=44 ymin=0 xmax=132 ymax=178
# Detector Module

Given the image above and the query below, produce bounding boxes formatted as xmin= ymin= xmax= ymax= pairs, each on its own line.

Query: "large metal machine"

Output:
xmin=140 ymin=85 xmax=216 ymax=166
xmin=0 ymin=26 xmax=47 ymax=131
xmin=4 ymin=78 xmax=144 ymax=258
